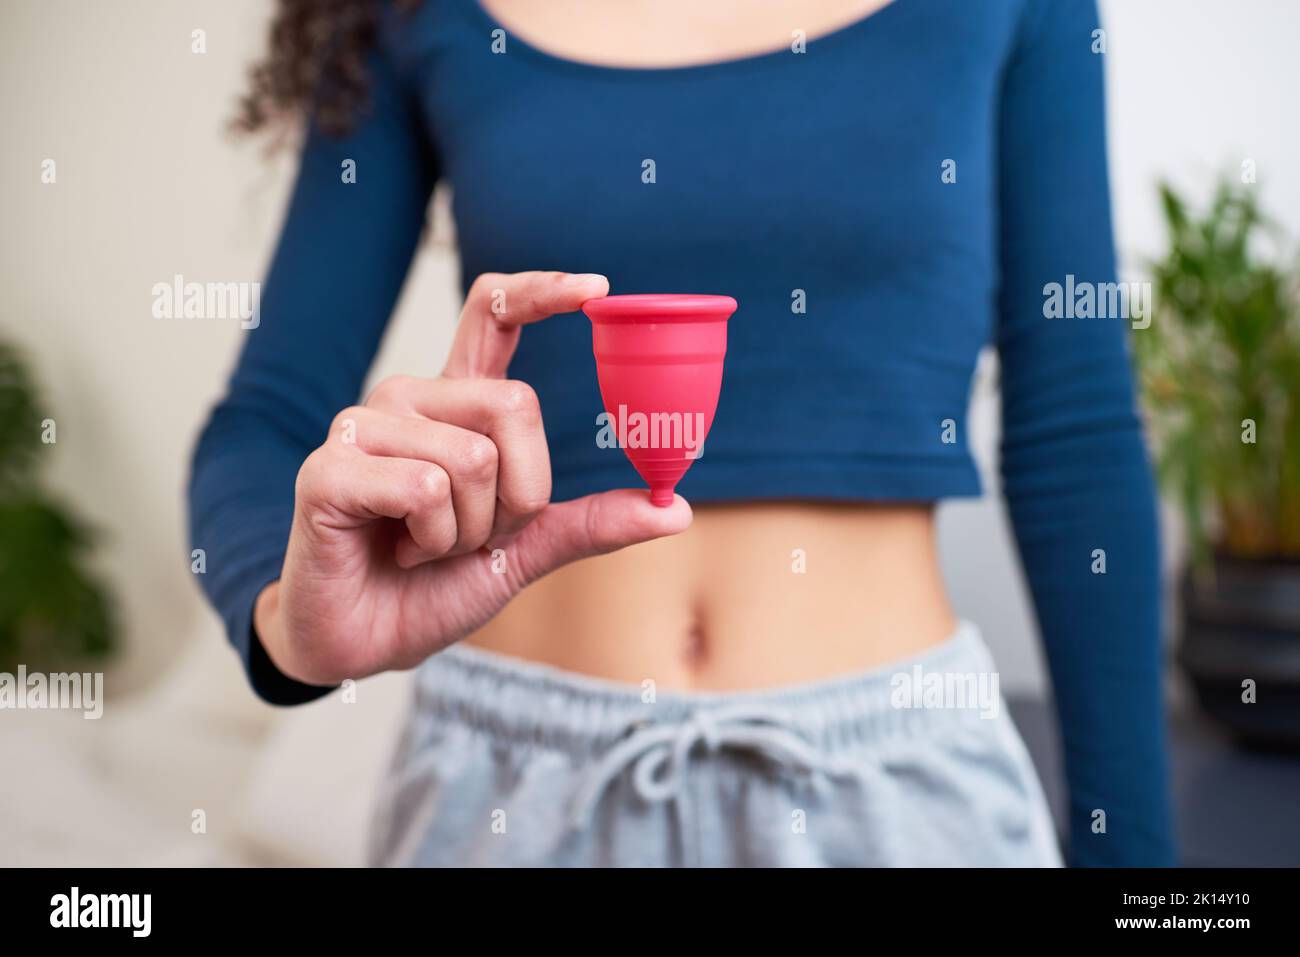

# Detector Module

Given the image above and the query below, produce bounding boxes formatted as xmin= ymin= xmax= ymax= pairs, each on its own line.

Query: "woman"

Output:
xmin=190 ymin=0 xmax=1175 ymax=866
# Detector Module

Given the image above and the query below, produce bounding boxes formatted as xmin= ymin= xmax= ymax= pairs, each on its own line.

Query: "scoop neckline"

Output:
xmin=462 ymin=0 xmax=907 ymax=79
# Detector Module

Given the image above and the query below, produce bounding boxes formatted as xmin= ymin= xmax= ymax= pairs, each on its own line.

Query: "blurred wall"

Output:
xmin=1 ymin=0 xmax=1297 ymax=697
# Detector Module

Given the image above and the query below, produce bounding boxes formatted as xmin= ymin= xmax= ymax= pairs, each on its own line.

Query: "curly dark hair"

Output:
xmin=235 ymin=0 xmax=423 ymax=138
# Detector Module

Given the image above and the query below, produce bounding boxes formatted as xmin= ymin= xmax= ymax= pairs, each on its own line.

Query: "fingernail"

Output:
xmin=568 ymin=273 xmax=607 ymax=285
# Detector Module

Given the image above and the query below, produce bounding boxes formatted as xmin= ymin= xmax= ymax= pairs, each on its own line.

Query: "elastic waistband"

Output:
xmin=413 ymin=621 xmax=1000 ymax=756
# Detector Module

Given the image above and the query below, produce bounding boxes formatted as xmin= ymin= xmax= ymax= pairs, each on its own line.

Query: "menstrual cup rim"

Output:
xmin=582 ymin=293 xmax=738 ymax=324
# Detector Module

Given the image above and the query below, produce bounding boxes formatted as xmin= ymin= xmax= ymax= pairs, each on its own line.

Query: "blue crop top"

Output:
xmin=188 ymin=0 xmax=1175 ymax=865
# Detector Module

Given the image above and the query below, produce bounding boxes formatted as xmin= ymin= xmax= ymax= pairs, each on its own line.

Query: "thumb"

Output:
xmin=509 ymin=489 xmax=692 ymax=585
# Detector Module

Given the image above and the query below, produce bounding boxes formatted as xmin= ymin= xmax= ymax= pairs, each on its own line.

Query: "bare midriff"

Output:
xmin=466 ymin=502 xmax=958 ymax=690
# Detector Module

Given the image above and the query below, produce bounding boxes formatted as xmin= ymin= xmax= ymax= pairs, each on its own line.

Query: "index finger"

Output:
xmin=442 ymin=271 xmax=609 ymax=379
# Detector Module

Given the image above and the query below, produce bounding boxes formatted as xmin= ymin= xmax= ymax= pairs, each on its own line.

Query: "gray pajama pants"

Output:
xmin=368 ymin=622 xmax=1063 ymax=867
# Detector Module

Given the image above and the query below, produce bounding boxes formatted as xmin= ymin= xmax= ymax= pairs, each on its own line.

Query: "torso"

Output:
xmin=438 ymin=0 xmax=984 ymax=687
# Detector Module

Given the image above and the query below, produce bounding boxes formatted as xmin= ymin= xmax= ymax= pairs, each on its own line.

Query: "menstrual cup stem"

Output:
xmin=649 ymin=485 xmax=675 ymax=508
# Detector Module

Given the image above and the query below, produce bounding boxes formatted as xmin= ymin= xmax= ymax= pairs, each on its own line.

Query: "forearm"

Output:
xmin=1004 ymin=426 xmax=1175 ymax=866
xmin=188 ymin=405 xmax=332 ymax=704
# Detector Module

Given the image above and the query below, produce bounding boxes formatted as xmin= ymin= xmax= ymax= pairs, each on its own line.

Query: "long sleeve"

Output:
xmin=187 ymin=38 xmax=438 ymax=705
xmin=995 ymin=0 xmax=1176 ymax=865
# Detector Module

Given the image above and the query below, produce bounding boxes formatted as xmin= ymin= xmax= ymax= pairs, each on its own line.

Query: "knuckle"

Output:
xmin=330 ymin=405 xmax=366 ymax=436
xmin=294 ymin=449 xmax=329 ymax=501
xmin=469 ymin=272 xmax=504 ymax=300
xmin=523 ymin=288 xmax=559 ymax=316
xmin=412 ymin=465 xmax=451 ymax=506
xmin=459 ymin=435 xmax=499 ymax=478
xmin=498 ymin=380 xmax=541 ymax=424
xmin=366 ymin=375 xmax=410 ymax=408
xmin=585 ymin=493 xmax=620 ymax=554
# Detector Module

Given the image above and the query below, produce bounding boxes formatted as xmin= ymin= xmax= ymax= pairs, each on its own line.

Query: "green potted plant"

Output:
xmin=1135 ymin=176 xmax=1300 ymax=748
xmin=0 ymin=340 xmax=115 ymax=671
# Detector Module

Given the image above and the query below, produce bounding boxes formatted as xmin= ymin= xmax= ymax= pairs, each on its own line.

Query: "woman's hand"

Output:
xmin=254 ymin=271 xmax=692 ymax=686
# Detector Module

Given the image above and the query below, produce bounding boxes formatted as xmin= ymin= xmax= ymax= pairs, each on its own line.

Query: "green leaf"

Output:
xmin=1138 ymin=173 xmax=1300 ymax=558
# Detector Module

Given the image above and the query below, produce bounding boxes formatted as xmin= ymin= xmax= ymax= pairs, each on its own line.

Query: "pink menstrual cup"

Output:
xmin=582 ymin=294 xmax=738 ymax=506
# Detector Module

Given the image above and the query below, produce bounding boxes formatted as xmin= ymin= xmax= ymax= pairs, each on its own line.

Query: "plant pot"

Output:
xmin=1178 ymin=552 xmax=1300 ymax=749
xmin=582 ymin=294 xmax=737 ymax=506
